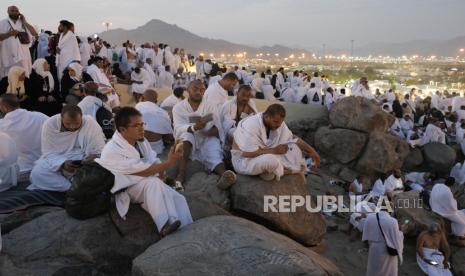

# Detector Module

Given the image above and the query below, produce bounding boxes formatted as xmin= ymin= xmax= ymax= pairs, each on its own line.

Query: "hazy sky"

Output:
xmin=5 ymin=0 xmax=465 ymax=49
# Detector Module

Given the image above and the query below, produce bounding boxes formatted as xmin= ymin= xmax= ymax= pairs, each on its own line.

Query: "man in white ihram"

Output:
xmin=96 ymin=107 xmax=192 ymax=237
xmin=0 ymin=6 xmax=37 ymax=78
xmin=135 ymin=89 xmax=173 ymax=154
xmin=0 ymin=94 xmax=49 ymax=179
xmin=28 ymin=105 xmax=106 ymax=192
xmin=232 ymin=104 xmax=320 ymax=181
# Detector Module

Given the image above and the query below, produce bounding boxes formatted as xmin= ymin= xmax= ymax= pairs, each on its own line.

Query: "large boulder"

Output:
xmin=402 ymin=147 xmax=424 ymax=171
xmin=0 ymin=196 xmax=229 ymax=275
xmin=314 ymin=126 xmax=367 ymax=164
xmin=356 ymin=132 xmax=409 ymax=175
xmin=452 ymin=247 xmax=465 ymax=275
xmin=184 ymin=172 xmax=230 ymax=210
xmin=132 ymin=216 xmax=342 ymax=276
xmin=329 ymin=96 xmax=394 ymax=133
xmin=230 ymin=174 xmax=326 ymax=246
xmin=423 ymin=143 xmax=457 ymax=174
xmin=0 ymin=206 xmax=63 ymax=235
xmin=281 ymin=101 xmax=329 ymax=139
xmin=393 ymin=190 xmax=443 ymax=237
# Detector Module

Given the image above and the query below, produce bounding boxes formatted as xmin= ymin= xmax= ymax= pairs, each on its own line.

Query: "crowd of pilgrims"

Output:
xmin=1 ymin=6 xmax=465 ymax=276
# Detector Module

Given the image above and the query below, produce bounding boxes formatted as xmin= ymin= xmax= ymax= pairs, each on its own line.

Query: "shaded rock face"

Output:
xmin=315 ymin=126 xmax=367 ymax=164
xmin=132 ymin=216 xmax=342 ymax=276
xmin=0 ymin=206 xmax=63 ymax=235
xmin=0 ymin=195 xmax=229 ymax=275
xmin=282 ymin=102 xmax=329 ymax=140
xmin=184 ymin=172 xmax=230 ymax=210
xmin=0 ymin=208 xmax=158 ymax=276
xmin=230 ymin=174 xmax=326 ymax=246
xmin=402 ymin=147 xmax=424 ymax=171
xmin=452 ymin=247 xmax=465 ymax=276
xmin=423 ymin=142 xmax=457 ymax=174
xmin=329 ymin=97 xmax=394 ymax=133
xmin=393 ymin=190 xmax=444 ymax=237
xmin=356 ymin=132 xmax=410 ymax=175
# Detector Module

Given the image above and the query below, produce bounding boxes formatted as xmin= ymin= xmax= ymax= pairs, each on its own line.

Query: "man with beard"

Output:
xmin=231 ymin=104 xmax=320 ymax=181
xmin=0 ymin=6 xmax=38 ymax=78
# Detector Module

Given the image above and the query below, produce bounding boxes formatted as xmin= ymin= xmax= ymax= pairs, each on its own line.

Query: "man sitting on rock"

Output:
xmin=384 ymin=169 xmax=404 ymax=199
xmin=28 ymin=105 xmax=106 ymax=192
xmin=219 ymin=84 xmax=257 ymax=147
xmin=135 ymin=89 xmax=174 ymax=154
xmin=231 ymin=103 xmax=320 ymax=181
xmin=172 ymin=79 xmax=236 ymax=189
xmin=96 ymin=107 xmax=192 ymax=237
xmin=416 ymin=223 xmax=452 ymax=275
xmin=430 ymin=177 xmax=465 ymax=246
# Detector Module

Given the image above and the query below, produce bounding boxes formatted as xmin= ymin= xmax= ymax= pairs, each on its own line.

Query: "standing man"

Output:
xmin=0 ymin=6 xmax=38 ymax=78
xmin=56 ymin=20 xmax=81 ymax=82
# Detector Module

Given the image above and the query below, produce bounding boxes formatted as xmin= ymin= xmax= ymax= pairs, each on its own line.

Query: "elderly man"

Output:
xmin=416 ymin=224 xmax=452 ymax=275
xmin=28 ymin=105 xmax=106 ymax=192
xmin=173 ymin=80 xmax=236 ymax=189
xmin=135 ymin=89 xmax=173 ymax=154
xmin=203 ymin=72 xmax=239 ymax=110
xmin=0 ymin=6 xmax=37 ymax=78
xmin=0 ymin=94 xmax=48 ymax=177
xmin=232 ymin=104 xmax=320 ymax=181
xmin=96 ymin=107 xmax=192 ymax=237
xmin=219 ymin=85 xmax=257 ymax=146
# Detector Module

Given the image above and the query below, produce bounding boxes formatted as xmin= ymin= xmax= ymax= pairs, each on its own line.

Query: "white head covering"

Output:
xmin=68 ymin=62 xmax=83 ymax=82
xmin=7 ymin=66 xmax=26 ymax=96
xmin=32 ymin=58 xmax=55 ymax=92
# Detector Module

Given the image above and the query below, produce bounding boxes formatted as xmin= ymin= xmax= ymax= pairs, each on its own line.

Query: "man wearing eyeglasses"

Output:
xmin=96 ymin=107 xmax=192 ymax=237
xmin=28 ymin=105 xmax=105 ymax=192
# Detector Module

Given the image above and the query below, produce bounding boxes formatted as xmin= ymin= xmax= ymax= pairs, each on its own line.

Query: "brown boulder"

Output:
xmin=230 ymin=174 xmax=326 ymax=246
xmin=315 ymin=126 xmax=367 ymax=164
xmin=329 ymin=96 xmax=394 ymax=133
xmin=356 ymin=132 xmax=409 ymax=175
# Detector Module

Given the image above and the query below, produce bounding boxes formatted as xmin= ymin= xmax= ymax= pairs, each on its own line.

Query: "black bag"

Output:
xmin=301 ymin=95 xmax=308 ymax=104
xmin=95 ymin=103 xmax=115 ymax=139
xmin=376 ymin=213 xmax=399 ymax=256
xmin=312 ymin=93 xmax=320 ymax=102
xmin=65 ymin=161 xmax=115 ymax=220
xmin=255 ymin=92 xmax=264 ymax=99
xmin=8 ymin=20 xmax=30 ymax=45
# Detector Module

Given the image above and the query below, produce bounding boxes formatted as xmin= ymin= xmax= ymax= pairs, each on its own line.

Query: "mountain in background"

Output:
xmin=99 ymin=19 xmax=465 ymax=57
xmin=99 ymin=19 xmax=311 ymax=57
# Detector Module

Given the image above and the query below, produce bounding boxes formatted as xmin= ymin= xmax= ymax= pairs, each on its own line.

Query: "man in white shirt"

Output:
xmin=172 ymin=80 xmax=236 ymax=189
xmin=0 ymin=94 xmax=48 ymax=176
xmin=0 ymin=6 xmax=37 ymax=78
xmin=135 ymin=89 xmax=173 ymax=154
xmin=28 ymin=105 xmax=106 ymax=192
xmin=203 ymin=72 xmax=239 ymax=110
xmin=77 ymin=81 xmax=111 ymax=119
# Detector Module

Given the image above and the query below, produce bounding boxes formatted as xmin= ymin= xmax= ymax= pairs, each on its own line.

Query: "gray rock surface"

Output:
xmin=329 ymin=96 xmax=394 ymax=133
xmin=356 ymin=132 xmax=409 ymax=175
xmin=315 ymin=126 xmax=367 ymax=164
xmin=230 ymin=174 xmax=326 ymax=246
xmin=423 ymin=142 xmax=457 ymax=174
xmin=132 ymin=216 xmax=342 ymax=276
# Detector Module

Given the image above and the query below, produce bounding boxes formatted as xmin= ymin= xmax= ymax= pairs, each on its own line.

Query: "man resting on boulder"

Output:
xmin=231 ymin=103 xmax=320 ymax=181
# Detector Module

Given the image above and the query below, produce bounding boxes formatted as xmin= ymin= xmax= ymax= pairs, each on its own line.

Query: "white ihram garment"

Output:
xmin=95 ymin=131 xmax=192 ymax=231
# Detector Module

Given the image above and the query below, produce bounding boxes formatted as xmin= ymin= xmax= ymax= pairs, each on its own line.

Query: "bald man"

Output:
xmin=135 ymin=89 xmax=174 ymax=154
xmin=0 ymin=6 xmax=38 ymax=78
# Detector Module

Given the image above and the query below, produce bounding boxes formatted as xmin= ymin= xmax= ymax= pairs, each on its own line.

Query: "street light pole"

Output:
xmin=102 ymin=22 xmax=112 ymax=32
